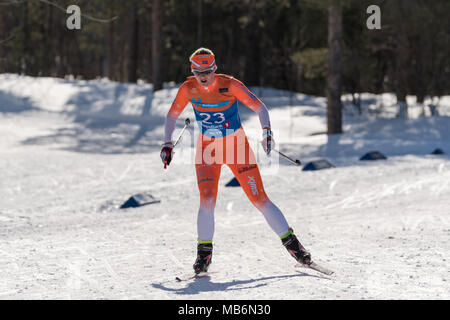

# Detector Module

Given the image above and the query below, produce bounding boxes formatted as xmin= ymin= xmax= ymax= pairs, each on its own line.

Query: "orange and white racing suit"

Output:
xmin=164 ymin=74 xmax=291 ymax=243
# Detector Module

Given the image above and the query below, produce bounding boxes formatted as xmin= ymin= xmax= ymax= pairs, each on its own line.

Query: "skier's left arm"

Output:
xmin=230 ymin=79 xmax=274 ymax=154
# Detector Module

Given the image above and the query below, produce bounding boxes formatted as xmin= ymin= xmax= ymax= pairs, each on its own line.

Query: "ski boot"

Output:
xmin=193 ymin=242 xmax=213 ymax=274
xmin=282 ymin=230 xmax=311 ymax=265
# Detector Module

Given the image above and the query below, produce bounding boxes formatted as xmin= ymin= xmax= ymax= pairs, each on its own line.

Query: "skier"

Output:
xmin=161 ymin=48 xmax=311 ymax=275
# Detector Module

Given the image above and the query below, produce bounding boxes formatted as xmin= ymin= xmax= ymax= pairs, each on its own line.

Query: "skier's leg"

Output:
xmin=195 ymin=162 xmax=222 ymax=243
xmin=226 ymin=134 xmax=311 ymax=264
xmin=192 ymin=133 xmax=224 ymax=273
xmin=226 ymin=134 xmax=290 ymax=238
xmin=228 ymin=161 xmax=291 ymax=237
xmin=229 ymin=160 xmax=312 ymax=264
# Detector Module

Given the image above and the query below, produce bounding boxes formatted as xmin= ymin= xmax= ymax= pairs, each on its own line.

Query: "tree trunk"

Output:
xmin=0 ymin=9 xmax=5 ymax=73
xmin=395 ymin=29 xmax=409 ymax=118
xmin=243 ymin=9 xmax=260 ymax=86
xmin=107 ymin=6 xmax=116 ymax=81
xmin=118 ymin=15 xmax=128 ymax=82
xmin=196 ymin=0 xmax=203 ymax=47
xmin=394 ymin=1 xmax=409 ymax=119
xmin=128 ymin=2 xmax=139 ymax=83
xmin=326 ymin=0 xmax=343 ymax=135
xmin=152 ymin=0 xmax=163 ymax=91
xmin=39 ymin=2 xmax=52 ymax=76
xmin=22 ymin=1 xmax=30 ymax=75
xmin=295 ymin=65 xmax=303 ymax=93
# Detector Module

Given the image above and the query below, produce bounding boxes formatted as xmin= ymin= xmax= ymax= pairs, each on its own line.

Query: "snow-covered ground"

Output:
xmin=0 ymin=74 xmax=449 ymax=299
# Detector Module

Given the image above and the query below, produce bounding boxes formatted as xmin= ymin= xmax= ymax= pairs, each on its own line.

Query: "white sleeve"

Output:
xmin=256 ymin=103 xmax=271 ymax=129
xmin=164 ymin=115 xmax=178 ymax=143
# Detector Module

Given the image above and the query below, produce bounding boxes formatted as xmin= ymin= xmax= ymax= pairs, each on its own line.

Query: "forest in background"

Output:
xmin=0 ymin=0 xmax=449 ymax=133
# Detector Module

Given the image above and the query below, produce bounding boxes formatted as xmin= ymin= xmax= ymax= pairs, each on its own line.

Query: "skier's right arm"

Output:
xmin=161 ymin=83 xmax=189 ymax=168
xmin=229 ymin=78 xmax=274 ymax=154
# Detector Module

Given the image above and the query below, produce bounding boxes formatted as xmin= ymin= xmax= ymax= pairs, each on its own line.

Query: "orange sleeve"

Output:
xmin=229 ymin=78 xmax=264 ymax=113
xmin=229 ymin=78 xmax=271 ymax=129
xmin=164 ymin=82 xmax=190 ymax=142
xmin=168 ymin=82 xmax=190 ymax=118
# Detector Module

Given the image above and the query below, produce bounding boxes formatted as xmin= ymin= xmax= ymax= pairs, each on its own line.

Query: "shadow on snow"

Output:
xmin=151 ymin=271 xmax=329 ymax=295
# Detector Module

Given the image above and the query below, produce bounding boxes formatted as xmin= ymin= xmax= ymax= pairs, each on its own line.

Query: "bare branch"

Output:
xmin=0 ymin=34 xmax=14 ymax=45
xmin=0 ymin=0 xmax=118 ymax=23
xmin=0 ymin=0 xmax=26 ymax=5
xmin=38 ymin=0 xmax=118 ymax=23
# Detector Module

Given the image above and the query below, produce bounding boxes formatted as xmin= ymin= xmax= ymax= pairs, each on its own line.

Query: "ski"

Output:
xmin=175 ymin=271 xmax=211 ymax=282
xmin=295 ymin=261 xmax=334 ymax=276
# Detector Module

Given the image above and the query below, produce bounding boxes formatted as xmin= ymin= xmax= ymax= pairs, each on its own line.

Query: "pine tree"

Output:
xmin=327 ymin=0 xmax=343 ymax=134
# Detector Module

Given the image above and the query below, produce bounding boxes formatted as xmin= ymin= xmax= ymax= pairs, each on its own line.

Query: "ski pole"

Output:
xmin=272 ymin=148 xmax=302 ymax=166
xmin=173 ymin=118 xmax=191 ymax=148
xmin=164 ymin=118 xmax=190 ymax=169
xmin=254 ymin=136 xmax=302 ymax=166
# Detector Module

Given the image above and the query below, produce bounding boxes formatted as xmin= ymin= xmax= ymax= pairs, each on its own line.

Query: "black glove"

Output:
xmin=160 ymin=142 xmax=174 ymax=169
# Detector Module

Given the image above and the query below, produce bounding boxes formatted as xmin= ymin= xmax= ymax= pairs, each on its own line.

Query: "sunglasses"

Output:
xmin=193 ymin=69 xmax=214 ymax=76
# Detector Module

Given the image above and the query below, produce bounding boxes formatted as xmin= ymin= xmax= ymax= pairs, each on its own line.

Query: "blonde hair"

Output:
xmin=190 ymin=47 xmax=214 ymax=60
